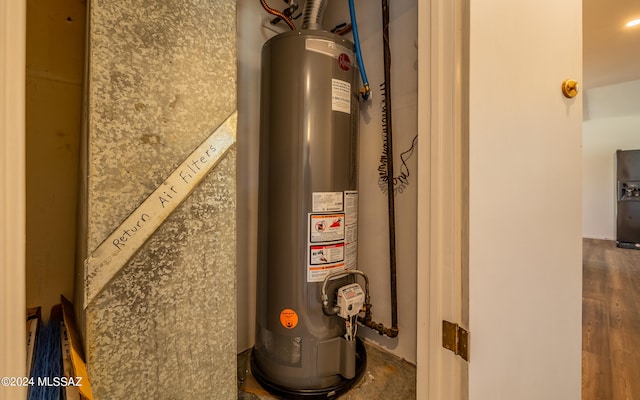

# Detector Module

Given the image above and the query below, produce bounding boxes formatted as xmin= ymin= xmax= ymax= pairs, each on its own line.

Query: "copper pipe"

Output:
xmin=259 ymin=0 xmax=296 ymax=30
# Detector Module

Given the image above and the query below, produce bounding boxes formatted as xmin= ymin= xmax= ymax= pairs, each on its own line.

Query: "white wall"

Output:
xmin=325 ymin=0 xmax=418 ymax=363
xmin=25 ymin=0 xmax=85 ymax=321
xmin=237 ymin=0 xmax=418 ymax=363
xmin=582 ymin=79 xmax=640 ymax=239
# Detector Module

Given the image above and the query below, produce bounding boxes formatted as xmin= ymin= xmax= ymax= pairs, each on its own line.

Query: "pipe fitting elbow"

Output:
xmin=322 ymin=304 xmax=340 ymax=316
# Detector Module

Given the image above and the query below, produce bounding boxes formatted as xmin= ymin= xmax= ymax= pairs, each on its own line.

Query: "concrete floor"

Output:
xmin=237 ymin=340 xmax=416 ymax=400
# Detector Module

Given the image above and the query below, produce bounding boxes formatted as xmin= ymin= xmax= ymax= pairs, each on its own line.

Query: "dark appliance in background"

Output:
xmin=616 ymin=149 xmax=640 ymax=249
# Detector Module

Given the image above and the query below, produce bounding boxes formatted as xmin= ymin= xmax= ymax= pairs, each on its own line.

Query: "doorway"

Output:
xmin=582 ymin=1 xmax=640 ymax=396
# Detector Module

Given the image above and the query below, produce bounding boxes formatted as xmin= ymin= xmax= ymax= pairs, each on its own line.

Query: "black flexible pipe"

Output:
xmin=381 ymin=0 xmax=399 ymax=335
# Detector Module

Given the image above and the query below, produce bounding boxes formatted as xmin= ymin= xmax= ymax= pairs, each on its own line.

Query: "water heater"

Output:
xmin=252 ymin=28 xmax=366 ymax=398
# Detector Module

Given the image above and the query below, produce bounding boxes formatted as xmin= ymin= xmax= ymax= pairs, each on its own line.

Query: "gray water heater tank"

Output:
xmin=251 ymin=29 xmax=366 ymax=398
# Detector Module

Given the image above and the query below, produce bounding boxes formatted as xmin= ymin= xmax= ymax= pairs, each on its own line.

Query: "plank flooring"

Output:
xmin=583 ymin=238 xmax=640 ymax=400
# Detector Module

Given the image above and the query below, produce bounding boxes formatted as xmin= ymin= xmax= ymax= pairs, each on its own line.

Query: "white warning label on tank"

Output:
xmin=307 ymin=191 xmax=358 ymax=282
xmin=310 ymin=214 xmax=345 ymax=243
xmin=310 ymin=243 xmax=345 ymax=265
xmin=344 ymin=191 xmax=358 ymax=271
xmin=313 ymin=192 xmax=343 ymax=212
xmin=344 ymin=190 xmax=357 ymax=224
xmin=332 ymin=79 xmax=351 ymax=114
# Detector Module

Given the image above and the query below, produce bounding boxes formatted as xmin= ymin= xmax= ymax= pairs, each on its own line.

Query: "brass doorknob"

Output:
xmin=562 ymin=79 xmax=579 ymax=98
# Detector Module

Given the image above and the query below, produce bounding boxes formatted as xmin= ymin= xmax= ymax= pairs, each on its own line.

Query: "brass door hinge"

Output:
xmin=442 ymin=320 xmax=469 ymax=362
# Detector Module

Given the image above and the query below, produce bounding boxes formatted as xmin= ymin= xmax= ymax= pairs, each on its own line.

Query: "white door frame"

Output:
xmin=417 ymin=0 xmax=467 ymax=398
xmin=0 ymin=0 xmax=27 ymax=397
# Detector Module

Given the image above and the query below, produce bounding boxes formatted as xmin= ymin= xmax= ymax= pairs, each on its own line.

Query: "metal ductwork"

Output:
xmin=301 ymin=0 xmax=328 ymax=30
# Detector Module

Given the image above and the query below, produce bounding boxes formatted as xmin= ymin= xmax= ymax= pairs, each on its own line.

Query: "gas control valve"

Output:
xmin=336 ymin=283 xmax=365 ymax=320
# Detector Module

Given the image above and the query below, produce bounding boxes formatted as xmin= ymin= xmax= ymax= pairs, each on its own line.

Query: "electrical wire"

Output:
xmin=352 ymin=315 xmax=358 ymax=338
xmin=331 ymin=22 xmax=352 ymax=36
xmin=348 ymin=0 xmax=371 ymax=100
xmin=397 ymin=134 xmax=419 ymax=182
xmin=377 ymin=83 xmax=419 ymax=195
xmin=344 ymin=315 xmax=360 ymax=341
xmin=260 ymin=0 xmax=296 ymax=30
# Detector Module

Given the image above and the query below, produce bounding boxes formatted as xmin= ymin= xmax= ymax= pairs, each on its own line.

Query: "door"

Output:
xmin=417 ymin=0 xmax=583 ymax=399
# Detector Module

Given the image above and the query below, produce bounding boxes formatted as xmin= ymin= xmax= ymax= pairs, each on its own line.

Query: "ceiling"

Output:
xmin=583 ymin=0 xmax=640 ymax=89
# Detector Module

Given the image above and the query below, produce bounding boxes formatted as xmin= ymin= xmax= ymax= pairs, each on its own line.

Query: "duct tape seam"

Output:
xmin=83 ymin=111 xmax=237 ymax=308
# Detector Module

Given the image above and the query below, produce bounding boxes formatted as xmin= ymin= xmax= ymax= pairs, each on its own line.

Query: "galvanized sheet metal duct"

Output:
xmin=301 ymin=0 xmax=328 ymax=30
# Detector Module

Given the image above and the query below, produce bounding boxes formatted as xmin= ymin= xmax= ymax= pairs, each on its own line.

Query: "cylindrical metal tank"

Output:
xmin=252 ymin=29 xmax=364 ymax=397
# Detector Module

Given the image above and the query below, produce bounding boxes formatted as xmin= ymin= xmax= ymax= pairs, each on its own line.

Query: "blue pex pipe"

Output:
xmin=348 ymin=0 xmax=371 ymax=100
xmin=28 ymin=319 xmax=62 ymax=400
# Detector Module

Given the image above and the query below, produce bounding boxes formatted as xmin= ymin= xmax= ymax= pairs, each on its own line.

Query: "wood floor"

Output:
xmin=583 ymin=238 xmax=640 ymax=400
